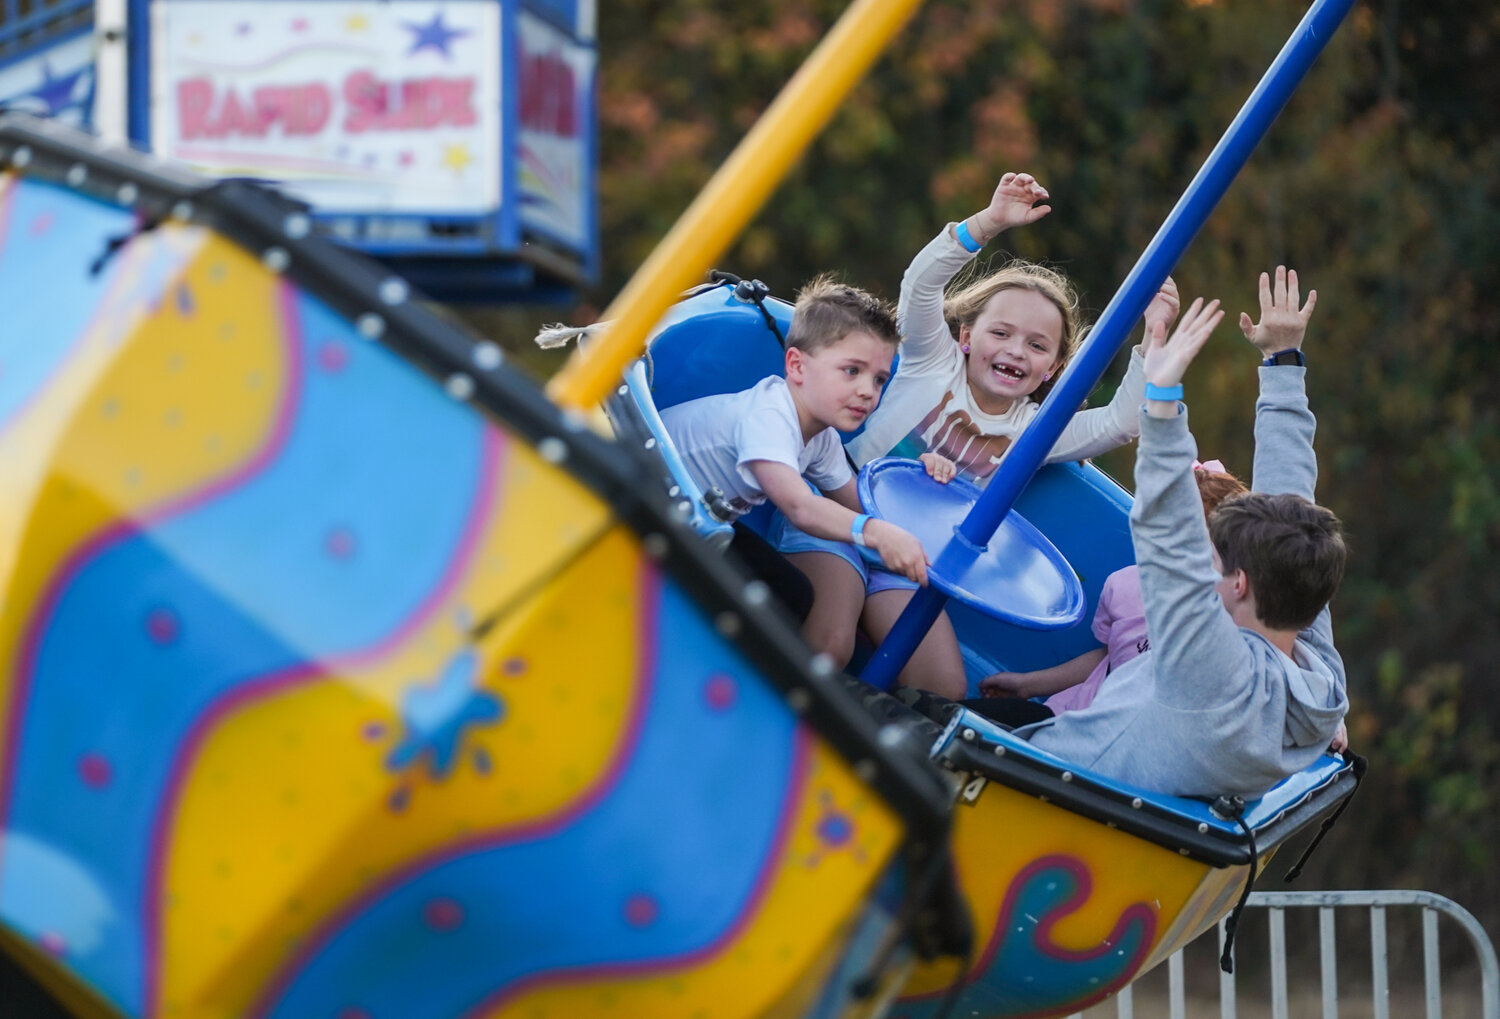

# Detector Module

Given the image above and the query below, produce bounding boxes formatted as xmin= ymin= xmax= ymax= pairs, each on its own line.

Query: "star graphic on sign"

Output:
xmin=403 ymin=12 xmax=471 ymax=59
xmin=28 ymin=61 xmax=91 ymax=116
xmin=441 ymin=142 xmax=474 ymax=175
xmin=345 ymin=12 xmax=370 ymax=33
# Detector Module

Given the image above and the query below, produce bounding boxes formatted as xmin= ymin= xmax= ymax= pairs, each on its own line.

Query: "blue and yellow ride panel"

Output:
xmin=0 ymin=168 xmax=909 ymax=1019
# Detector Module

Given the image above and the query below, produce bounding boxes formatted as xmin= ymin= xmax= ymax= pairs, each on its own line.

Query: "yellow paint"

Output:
xmin=487 ymin=742 xmax=903 ymax=1019
xmin=547 ymin=0 xmax=929 ymax=410
xmin=158 ymin=523 xmax=641 ymax=1015
xmin=904 ymin=783 xmax=1224 ymax=997
xmin=0 ymin=229 xmax=276 ymax=793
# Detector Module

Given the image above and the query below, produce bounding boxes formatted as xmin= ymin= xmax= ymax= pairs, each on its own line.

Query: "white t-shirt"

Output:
xmin=845 ymin=226 xmax=1145 ymax=485
xmin=660 ymin=376 xmax=853 ymax=520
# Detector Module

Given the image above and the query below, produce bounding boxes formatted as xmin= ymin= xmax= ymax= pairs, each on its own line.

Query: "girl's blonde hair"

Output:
xmin=943 ymin=261 xmax=1083 ymax=404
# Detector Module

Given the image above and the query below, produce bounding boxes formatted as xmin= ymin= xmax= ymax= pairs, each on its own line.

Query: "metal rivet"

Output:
xmin=743 ymin=581 xmax=770 ymax=607
xmin=1179 ymin=848 xmax=1190 ymax=855
xmin=262 ymin=247 xmax=290 ymax=273
xmin=808 ymin=653 xmax=834 ymax=677
xmin=642 ymin=533 xmax=669 ymax=559
xmin=667 ymin=485 xmax=681 ymax=498
xmin=445 ymin=373 xmax=475 ymax=401
xmin=284 ymin=213 xmax=311 ymax=239
xmin=11 ymin=146 xmax=32 ymax=167
xmin=993 ymin=745 xmax=1005 ymax=756
xmin=672 ymin=500 xmax=692 ymax=520
xmin=356 ymin=313 xmax=385 ymax=340
xmin=537 ymin=437 xmax=567 ymax=463
xmin=877 ymin=725 xmax=905 ymax=749
xmin=379 ymin=277 xmax=409 ymax=306
xmin=644 ymin=437 xmax=657 ymax=451
xmin=171 ymin=200 xmax=194 ymax=221
xmin=66 ymin=164 xmax=87 ymax=186
xmin=786 ymin=688 xmax=810 ymax=713
xmin=117 ymin=182 xmax=138 ymax=204
xmin=1061 ymin=771 xmax=1073 ymax=783
xmin=961 ymin=728 xmax=976 ymax=742
xmin=1198 ymin=822 xmax=1210 ymax=833
xmin=473 ymin=342 xmax=503 ymax=371
xmin=714 ymin=612 xmax=741 ymax=637
xmin=616 ymin=384 xmax=628 ymax=396
xmin=1131 ymin=797 xmax=1143 ymax=809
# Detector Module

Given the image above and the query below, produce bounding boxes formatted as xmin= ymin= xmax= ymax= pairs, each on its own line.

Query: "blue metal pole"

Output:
xmin=862 ymin=0 xmax=1357 ymax=690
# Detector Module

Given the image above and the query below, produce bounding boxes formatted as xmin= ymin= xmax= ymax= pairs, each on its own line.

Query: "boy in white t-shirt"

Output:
xmin=662 ymin=276 xmax=931 ymax=652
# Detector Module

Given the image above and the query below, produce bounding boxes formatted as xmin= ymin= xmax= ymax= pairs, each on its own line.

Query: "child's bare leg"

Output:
xmin=785 ymin=551 xmax=866 ymax=668
xmin=860 ymin=589 xmax=968 ymax=700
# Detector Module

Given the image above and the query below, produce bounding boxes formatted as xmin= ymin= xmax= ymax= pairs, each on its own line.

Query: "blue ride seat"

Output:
xmin=604 ymin=359 xmax=735 ymax=550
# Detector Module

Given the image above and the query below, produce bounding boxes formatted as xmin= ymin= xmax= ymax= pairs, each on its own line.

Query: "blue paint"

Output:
xmin=0 ymin=181 xmax=138 ymax=433
xmin=1 ymin=287 xmax=492 ymax=1013
xmin=386 ymin=649 xmax=504 ymax=778
xmin=264 ymin=581 xmax=802 ymax=1019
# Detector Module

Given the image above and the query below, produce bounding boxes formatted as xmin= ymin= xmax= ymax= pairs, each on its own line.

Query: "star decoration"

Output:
xmin=385 ymin=649 xmax=503 ymax=778
xmin=403 ymin=12 xmax=471 ymax=59
xmin=441 ymin=143 xmax=474 ymax=175
xmin=345 ymin=13 xmax=370 ymax=33
xmin=27 ymin=61 xmax=91 ymax=117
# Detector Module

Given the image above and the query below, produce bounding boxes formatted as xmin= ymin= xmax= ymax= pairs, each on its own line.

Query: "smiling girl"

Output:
xmin=778 ymin=172 xmax=1179 ymax=696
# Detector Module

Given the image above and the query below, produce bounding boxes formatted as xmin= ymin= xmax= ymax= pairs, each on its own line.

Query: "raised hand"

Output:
xmin=1239 ymin=265 xmax=1317 ymax=356
xmin=1143 ymin=276 xmax=1181 ymax=343
xmin=1143 ymin=296 xmax=1224 ymax=389
xmin=972 ymin=172 xmax=1052 ymax=240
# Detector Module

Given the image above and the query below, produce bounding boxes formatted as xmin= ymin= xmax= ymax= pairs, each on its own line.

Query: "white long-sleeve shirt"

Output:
xmin=846 ymin=226 xmax=1145 ymax=484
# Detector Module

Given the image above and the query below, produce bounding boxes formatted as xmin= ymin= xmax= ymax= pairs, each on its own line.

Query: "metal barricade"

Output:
xmin=1067 ymin=890 xmax=1499 ymax=1019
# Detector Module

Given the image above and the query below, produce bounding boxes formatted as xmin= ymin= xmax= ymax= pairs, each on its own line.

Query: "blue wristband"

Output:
xmin=954 ymin=219 xmax=983 ymax=253
xmin=851 ymin=513 xmax=871 ymax=547
xmin=1144 ymin=382 xmax=1184 ymax=402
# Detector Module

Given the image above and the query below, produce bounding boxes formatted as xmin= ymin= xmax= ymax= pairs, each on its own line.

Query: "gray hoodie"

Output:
xmin=1022 ymin=366 xmax=1348 ymax=798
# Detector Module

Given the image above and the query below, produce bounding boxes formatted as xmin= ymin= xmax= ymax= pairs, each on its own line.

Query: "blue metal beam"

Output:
xmin=861 ymin=0 xmax=1358 ymax=690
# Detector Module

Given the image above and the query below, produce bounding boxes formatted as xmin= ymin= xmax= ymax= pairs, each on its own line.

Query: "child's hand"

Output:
xmin=972 ymin=172 xmax=1052 ymax=240
xmin=979 ymin=672 xmax=1031 ymax=699
xmin=920 ymin=452 xmax=957 ymax=484
xmin=1143 ymin=276 xmax=1181 ymax=343
xmin=1239 ymin=265 xmax=1317 ymax=356
xmin=1143 ymin=296 xmax=1224 ymax=389
xmin=866 ymin=519 xmax=929 ymax=586
xmin=1330 ymin=720 xmax=1348 ymax=754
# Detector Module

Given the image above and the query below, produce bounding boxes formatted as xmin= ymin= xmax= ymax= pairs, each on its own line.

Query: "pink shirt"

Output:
xmin=1044 ymin=565 xmax=1148 ymax=713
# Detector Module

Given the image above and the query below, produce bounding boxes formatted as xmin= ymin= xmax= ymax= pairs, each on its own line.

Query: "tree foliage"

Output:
xmin=482 ymin=0 xmax=1500 ymax=936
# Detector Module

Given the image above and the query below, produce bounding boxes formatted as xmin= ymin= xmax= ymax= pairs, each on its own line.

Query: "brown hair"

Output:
xmin=786 ymin=274 xmax=900 ymax=354
xmin=943 ymin=261 xmax=1083 ymax=403
xmin=1195 ymin=467 xmax=1248 ymax=517
xmin=1209 ymin=492 xmax=1347 ymax=631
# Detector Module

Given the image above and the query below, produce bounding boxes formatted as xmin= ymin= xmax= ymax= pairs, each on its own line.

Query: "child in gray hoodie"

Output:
xmin=1021 ymin=266 xmax=1348 ymax=799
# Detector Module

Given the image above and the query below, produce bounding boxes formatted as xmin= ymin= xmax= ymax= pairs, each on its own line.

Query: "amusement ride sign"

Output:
xmin=149 ymin=1 xmax=503 ymax=217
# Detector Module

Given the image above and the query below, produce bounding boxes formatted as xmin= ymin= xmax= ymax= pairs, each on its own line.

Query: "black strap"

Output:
xmin=91 ymin=213 xmax=166 ymax=276
xmin=1283 ymin=751 xmax=1368 ymax=882
xmin=709 ymin=270 xmax=787 ymax=349
xmin=1215 ymin=795 xmax=1257 ymax=974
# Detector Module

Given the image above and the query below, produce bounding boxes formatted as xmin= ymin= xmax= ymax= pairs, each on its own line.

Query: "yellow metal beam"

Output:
xmin=547 ymin=0 xmax=927 ymax=410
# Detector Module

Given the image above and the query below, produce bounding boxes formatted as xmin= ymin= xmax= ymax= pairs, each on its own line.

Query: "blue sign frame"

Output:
xmin=127 ymin=0 xmax=597 ymax=295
